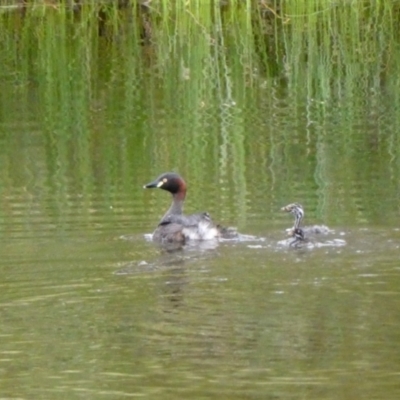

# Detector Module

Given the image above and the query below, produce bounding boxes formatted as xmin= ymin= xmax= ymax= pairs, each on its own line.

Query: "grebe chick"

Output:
xmin=281 ymin=203 xmax=332 ymax=236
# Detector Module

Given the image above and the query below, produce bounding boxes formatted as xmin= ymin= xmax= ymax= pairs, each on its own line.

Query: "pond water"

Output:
xmin=1 ymin=9 xmax=400 ymax=399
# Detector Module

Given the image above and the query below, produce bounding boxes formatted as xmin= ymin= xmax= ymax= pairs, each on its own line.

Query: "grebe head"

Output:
xmin=281 ymin=203 xmax=304 ymax=229
xmin=144 ymin=172 xmax=187 ymax=195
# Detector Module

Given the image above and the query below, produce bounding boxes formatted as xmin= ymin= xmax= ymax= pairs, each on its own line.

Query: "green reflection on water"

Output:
xmin=0 ymin=4 xmax=399 ymax=229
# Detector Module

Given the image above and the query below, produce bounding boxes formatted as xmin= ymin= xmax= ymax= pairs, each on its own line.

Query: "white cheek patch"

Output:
xmin=157 ymin=181 xmax=165 ymax=187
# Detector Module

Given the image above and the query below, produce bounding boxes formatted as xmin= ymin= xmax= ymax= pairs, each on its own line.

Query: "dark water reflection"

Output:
xmin=1 ymin=25 xmax=400 ymax=400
